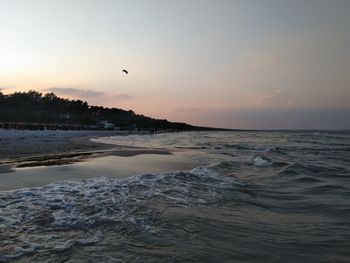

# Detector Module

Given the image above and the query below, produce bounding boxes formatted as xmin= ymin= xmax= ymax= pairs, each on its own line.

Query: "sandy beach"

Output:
xmin=0 ymin=130 xmax=122 ymax=160
xmin=1 ymin=130 xmax=350 ymax=262
xmin=0 ymin=129 xmax=198 ymax=191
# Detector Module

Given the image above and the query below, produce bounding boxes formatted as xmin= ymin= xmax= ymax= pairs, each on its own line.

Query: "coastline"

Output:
xmin=0 ymin=129 xmax=123 ymax=160
xmin=0 ymin=129 xmax=199 ymax=191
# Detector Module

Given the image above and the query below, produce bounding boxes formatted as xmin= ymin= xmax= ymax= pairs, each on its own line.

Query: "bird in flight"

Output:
xmin=122 ymin=69 xmax=128 ymax=74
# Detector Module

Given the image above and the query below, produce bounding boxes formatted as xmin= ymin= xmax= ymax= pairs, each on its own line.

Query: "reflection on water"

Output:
xmin=0 ymin=153 xmax=196 ymax=191
xmin=1 ymin=131 xmax=350 ymax=262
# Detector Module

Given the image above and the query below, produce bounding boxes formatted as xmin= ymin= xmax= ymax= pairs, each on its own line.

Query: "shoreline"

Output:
xmin=0 ymin=129 xmax=177 ymax=169
xmin=0 ymin=129 xmax=132 ymax=161
xmin=0 ymin=129 xmax=200 ymax=191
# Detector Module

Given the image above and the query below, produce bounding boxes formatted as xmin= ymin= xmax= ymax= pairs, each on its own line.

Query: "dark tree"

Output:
xmin=0 ymin=90 xmax=220 ymax=131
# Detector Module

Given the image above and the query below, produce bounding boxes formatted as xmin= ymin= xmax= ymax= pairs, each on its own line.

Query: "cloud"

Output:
xmin=44 ymin=87 xmax=104 ymax=98
xmin=193 ymin=108 xmax=350 ymax=130
xmin=42 ymin=87 xmax=134 ymax=108
xmin=43 ymin=87 xmax=133 ymax=102
xmin=241 ymin=108 xmax=350 ymax=130
xmin=246 ymin=88 xmax=285 ymax=108
xmin=250 ymin=55 xmax=286 ymax=70
xmin=111 ymin=93 xmax=133 ymax=100
xmin=89 ymin=93 xmax=134 ymax=107
xmin=229 ymin=88 xmax=295 ymax=110
xmin=0 ymin=85 xmax=15 ymax=93
xmin=173 ymin=107 xmax=198 ymax=113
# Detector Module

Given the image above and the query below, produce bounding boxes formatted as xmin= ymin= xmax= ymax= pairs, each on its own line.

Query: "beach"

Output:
xmin=1 ymin=130 xmax=350 ymax=262
xmin=0 ymin=129 xmax=198 ymax=191
xmin=0 ymin=129 xmax=122 ymax=160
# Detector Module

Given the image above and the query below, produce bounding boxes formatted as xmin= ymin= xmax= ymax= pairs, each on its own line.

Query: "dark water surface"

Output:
xmin=1 ymin=131 xmax=350 ymax=262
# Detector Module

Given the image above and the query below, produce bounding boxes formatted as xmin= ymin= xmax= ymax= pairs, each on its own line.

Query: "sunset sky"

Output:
xmin=1 ymin=0 xmax=349 ymax=129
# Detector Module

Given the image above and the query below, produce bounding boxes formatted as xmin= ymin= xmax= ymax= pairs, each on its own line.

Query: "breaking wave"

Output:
xmin=1 ymin=130 xmax=350 ymax=262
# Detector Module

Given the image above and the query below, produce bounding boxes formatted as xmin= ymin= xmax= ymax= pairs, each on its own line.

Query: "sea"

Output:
xmin=1 ymin=131 xmax=350 ymax=262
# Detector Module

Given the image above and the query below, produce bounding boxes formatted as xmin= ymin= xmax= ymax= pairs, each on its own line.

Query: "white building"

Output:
xmin=96 ymin=120 xmax=115 ymax=130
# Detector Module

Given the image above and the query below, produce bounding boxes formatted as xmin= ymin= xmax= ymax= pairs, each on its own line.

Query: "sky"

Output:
xmin=0 ymin=0 xmax=349 ymax=129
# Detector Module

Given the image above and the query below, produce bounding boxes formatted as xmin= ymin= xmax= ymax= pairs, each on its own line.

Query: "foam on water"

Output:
xmin=1 ymin=131 xmax=350 ymax=262
xmin=0 ymin=166 xmax=243 ymax=261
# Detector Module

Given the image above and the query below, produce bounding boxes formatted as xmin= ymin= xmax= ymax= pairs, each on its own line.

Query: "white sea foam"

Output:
xmin=253 ymin=156 xmax=271 ymax=167
xmin=2 ymin=131 xmax=349 ymax=262
xmin=0 ymin=166 xmax=244 ymax=260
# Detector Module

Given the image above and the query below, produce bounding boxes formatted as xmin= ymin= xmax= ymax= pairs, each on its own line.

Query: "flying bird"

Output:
xmin=122 ymin=69 xmax=128 ymax=74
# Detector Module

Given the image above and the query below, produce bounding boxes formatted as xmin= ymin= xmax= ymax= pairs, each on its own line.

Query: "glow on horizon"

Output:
xmin=0 ymin=0 xmax=349 ymax=129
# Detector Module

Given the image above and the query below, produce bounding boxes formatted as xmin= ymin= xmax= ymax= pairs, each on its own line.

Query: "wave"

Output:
xmin=0 ymin=168 xmax=243 ymax=261
xmin=2 ymin=131 xmax=350 ymax=262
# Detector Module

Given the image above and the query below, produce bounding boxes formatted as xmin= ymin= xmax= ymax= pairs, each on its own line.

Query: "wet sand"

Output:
xmin=0 ymin=130 xmax=122 ymax=160
xmin=0 ymin=130 xmax=198 ymax=191
xmin=0 ymin=153 xmax=197 ymax=191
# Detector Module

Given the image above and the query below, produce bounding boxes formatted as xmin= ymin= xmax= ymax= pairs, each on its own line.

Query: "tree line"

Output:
xmin=0 ymin=90 xmax=216 ymax=130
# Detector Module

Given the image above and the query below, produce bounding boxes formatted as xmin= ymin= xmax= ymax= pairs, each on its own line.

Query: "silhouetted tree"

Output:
xmin=0 ymin=90 xmax=219 ymax=130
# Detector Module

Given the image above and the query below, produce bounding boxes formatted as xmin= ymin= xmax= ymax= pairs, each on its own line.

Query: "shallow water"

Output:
xmin=1 ymin=131 xmax=350 ymax=262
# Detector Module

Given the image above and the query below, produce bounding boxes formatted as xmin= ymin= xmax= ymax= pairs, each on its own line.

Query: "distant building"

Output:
xmin=96 ymin=120 xmax=115 ymax=130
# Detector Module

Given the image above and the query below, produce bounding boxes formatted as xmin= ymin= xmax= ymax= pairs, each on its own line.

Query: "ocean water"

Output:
xmin=1 ymin=131 xmax=350 ymax=262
